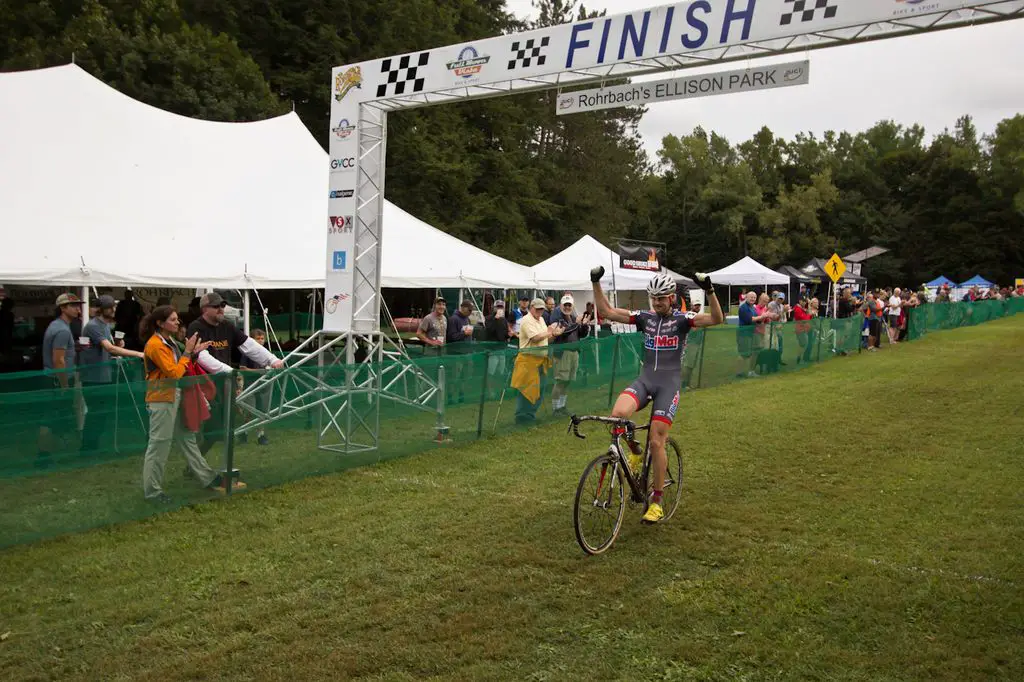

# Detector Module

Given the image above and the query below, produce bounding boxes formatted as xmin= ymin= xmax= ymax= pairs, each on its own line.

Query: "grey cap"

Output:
xmin=96 ymin=294 xmax=116 ymax=309
xmin=200 ymin=292 xmax=225 ymax=308
xmin=531 ymin=298 xmax=546 ymax=309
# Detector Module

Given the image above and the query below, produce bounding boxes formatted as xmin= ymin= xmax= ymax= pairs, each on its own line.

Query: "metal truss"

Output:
xmin=364 ymin=1 xmax=1024 ymax=113
xmin=235 ymin=329 xmax=441 ymax=454
xmin=238 ymin=93 xmax=450 ymax=455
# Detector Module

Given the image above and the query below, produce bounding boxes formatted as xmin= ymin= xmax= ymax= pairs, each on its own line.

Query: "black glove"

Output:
xmin=590 ymin=266 xmax=605 ymax=283
xmin=693 ymin=272 xmax=715 ymax=293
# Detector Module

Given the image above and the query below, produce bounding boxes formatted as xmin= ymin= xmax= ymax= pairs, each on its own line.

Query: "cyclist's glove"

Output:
xmin=590 ymin=266 xmax=605 ymax=283
xmin=693 ymin=272 xmax=715 ymax=295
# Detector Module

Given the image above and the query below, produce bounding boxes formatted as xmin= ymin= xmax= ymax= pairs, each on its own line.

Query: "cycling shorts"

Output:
xmin=621 ymin=375 xmax=680 ymax=426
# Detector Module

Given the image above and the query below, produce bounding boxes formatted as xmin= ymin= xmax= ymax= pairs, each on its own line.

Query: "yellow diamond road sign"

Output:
xmin=825 ymin=253 xmax=846 ymax=283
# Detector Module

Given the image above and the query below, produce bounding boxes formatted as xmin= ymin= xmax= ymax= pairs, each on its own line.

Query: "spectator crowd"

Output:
xmin=2 ymin=276 xmax=1020 ymax=500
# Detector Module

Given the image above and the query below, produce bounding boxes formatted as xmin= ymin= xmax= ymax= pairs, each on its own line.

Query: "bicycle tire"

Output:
xmin=645 ymin=437 xmax=684 ymax=522
xmin=573 ymin=453 xmax=625 ymax=555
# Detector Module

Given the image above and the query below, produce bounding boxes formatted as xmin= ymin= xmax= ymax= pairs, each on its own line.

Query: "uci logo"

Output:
xmin=331 ymin=157 xmax=356 ymax=171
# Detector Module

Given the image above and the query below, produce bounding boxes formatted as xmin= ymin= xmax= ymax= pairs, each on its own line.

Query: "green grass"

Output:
xmin=1 ymin=317 xmax=1023 ymax=680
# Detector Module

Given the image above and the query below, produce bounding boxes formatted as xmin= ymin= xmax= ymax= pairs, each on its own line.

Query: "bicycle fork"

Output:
xmin=595 ymin=444 xmax=645 ymax=505
xmin=591 ymin=446 xmax=619 ymax=509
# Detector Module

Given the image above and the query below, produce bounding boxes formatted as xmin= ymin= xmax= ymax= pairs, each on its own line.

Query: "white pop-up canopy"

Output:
xmin=533 ymin=235 xmax=692 ymax=291
xmin=0 ymin=64 xmax=536 ymax=290
xmin=381 ymin=202 xmax=535 ymax=288
xmin=708 ymin=256 xmax=790 ymax=287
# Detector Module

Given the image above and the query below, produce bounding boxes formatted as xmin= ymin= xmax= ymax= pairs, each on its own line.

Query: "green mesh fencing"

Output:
xmin=2 ymin=300 xmax=1021 ymax=547
xmin=907 ymin=298 xmax=1024 ymax=340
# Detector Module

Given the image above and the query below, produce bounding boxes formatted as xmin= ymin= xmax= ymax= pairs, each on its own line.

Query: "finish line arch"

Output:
xmin=259 ymin=0 xmax=1023 ymax=455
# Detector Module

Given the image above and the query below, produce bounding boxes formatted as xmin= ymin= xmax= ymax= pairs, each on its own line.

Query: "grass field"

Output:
xmin=1 ymin=316 xmax=1022 ymax=681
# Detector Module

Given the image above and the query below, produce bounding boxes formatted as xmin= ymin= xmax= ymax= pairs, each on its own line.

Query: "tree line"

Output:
xmin=3 ymin=0 xmax=1022 ymax=284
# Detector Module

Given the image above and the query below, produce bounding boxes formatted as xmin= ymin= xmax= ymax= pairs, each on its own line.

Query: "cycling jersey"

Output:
xmin=621 ymin=310 xmax=692 ymax=425
xmin=628 ymin=310 xmax=692 ymax=376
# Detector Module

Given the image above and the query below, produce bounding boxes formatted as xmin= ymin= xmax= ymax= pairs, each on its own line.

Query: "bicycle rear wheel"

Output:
xmin=645 ymin=437 xmax=684 ymax=521
xmin=573 ymin=453 xmax=626 ymax=555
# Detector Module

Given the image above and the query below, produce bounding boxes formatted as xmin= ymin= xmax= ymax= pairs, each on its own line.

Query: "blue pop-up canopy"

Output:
xmin=925 ymin=275 xmax=956 ymax=288
xmin=958 ymin=275 xmax=995 ymax=288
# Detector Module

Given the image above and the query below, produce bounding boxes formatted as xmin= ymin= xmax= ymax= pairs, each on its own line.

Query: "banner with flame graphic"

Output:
xmin=618 ymin=243 xmax=664 ymax=272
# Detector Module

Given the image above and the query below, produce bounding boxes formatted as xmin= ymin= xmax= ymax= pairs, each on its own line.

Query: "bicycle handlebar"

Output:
xmin=567 ymin=414 xmax=638 ymax=441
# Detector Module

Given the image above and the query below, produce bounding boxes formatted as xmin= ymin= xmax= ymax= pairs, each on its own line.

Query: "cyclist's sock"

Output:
xmin=652 ymin=490 xmax=663 ymax=504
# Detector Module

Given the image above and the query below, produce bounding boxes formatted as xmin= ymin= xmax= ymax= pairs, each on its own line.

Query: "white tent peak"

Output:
xmin=533 ymin=235 xmax=692 ymax=291
xmin=2 ymin=63 xmax=300 ymax=129
xmin=0 ymin=63 xmax=538 ymax=289
xmin=709 ymin=256 xmax=789 ymax=286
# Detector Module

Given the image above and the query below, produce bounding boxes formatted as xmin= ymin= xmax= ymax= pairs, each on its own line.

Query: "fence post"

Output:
xmin=695 ymin=328 xmax=708 ymax=389
xmin=476 ymin=352 xmax=490 ymax=438
xmin=815 ymin=317 xmax=824 ymax=363
xmin=222 ymin=371 xmax=237 ymax=496
xmin=607 ymin=334 xmax=620 ymax=409
xmin=435 ymin=365 xmax=448 ymax=442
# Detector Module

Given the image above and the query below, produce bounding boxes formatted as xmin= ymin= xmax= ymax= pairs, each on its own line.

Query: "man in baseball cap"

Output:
xmin=186 ymin=291 xmax=284 ymax=463
xmin=549 ymin=294 xmax=584 ymax=416
xmin=44 ymin=294 xmax=84 ymax=382
xmin=483 ymin=300 xmax=511 ymax=396
xmin=36 ymin=293 xmax=86 ymax=467
xmin=510 ymin=298 xmax=564 ymax=423
xmin=79 ymin=294 xmax=145 ymax=456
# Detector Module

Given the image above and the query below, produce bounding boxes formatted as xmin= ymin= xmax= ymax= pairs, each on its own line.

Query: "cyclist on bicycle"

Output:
xmin=590 ymin=266 xmax=724 ymax=523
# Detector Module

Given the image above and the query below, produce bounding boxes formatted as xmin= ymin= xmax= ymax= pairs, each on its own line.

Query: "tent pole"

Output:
xmin=609 ymin=248 xmax=618 ymax=309
xmin=243 ymin=290 xmax=251 ymax=335
xmin=289 ymin=290 xmax=296 ymax=342
xmin=81 ymin=286 xmax=90 ymax=325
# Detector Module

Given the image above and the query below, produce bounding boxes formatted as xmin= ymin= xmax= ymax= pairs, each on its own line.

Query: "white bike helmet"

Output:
xmin=647 ymin=273 xmax=676 ymax=297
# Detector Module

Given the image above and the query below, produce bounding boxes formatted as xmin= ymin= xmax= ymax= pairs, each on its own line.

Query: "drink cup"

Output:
xmin=114 ymin=331 xmax=125 ymax=340
xmin=79 ymin=336 xmax=90 ymax=347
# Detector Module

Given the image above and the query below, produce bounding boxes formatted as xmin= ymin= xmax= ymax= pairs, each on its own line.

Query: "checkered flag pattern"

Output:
xmin=376 ymin=52 xmax=430 ymax=98
xmin=507 ymin=37 xmax=550 ymax=70
xmin=779 ymin=0 xmax=838 ymax=26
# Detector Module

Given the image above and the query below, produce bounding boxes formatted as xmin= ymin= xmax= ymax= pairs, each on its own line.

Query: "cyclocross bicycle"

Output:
xmin=566 ymin=414 xmax=684 ymax=555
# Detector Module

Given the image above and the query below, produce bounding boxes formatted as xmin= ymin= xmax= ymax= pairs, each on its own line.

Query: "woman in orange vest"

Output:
xmin=140 ymin=305 xmax=245 ymax=503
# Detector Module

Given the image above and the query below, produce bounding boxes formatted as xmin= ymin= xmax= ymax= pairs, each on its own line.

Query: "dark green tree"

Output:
xmin=1 ymin=0 xmax=283 ymax=121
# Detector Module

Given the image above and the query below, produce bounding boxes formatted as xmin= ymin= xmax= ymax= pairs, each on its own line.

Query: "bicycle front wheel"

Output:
xmin=573 ymin=454 xmax=626 ymax=555
xmin=646 ymin=437 xmax=684 ymax=522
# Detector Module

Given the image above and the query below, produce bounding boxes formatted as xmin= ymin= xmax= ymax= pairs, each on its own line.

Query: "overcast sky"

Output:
xmin=504 ymin=0 xmax=1024 ymax=160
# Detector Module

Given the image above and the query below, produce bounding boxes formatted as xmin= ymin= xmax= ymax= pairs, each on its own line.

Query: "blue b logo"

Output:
xmin=332 ymin=251 xmax=347 ymax=270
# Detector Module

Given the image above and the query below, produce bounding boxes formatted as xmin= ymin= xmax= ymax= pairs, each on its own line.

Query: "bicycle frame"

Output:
xmin=568 ymin=415 xmax=651 ymax=503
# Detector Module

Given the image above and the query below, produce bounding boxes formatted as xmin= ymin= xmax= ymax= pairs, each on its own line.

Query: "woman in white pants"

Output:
xmin=140 ymin=306 xmax=246 ymax=503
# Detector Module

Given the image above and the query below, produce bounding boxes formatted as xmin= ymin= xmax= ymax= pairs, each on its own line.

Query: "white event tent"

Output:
xmin=708 ymin=257 xmax=790 ymax=287
xmin=708 ymin=256 xmax=791 ymax=309
xmin=533 ymin=235 xmax=693 ymax=291
xmin=0 ymin=64 xmax=535 ymax=291
xmin=531 ymin=235 xmax=695 ymax=325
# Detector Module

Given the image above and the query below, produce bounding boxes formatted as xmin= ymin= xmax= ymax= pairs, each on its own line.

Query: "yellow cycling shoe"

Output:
xmin=641 ymin=502 xmax=664 ymax=524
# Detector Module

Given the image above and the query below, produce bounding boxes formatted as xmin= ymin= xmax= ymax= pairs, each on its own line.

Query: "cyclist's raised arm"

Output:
xmin=689 ymin=272 xmax=725 ymax=329
xmin=590 ymin=266 xmax=632 ymax=324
